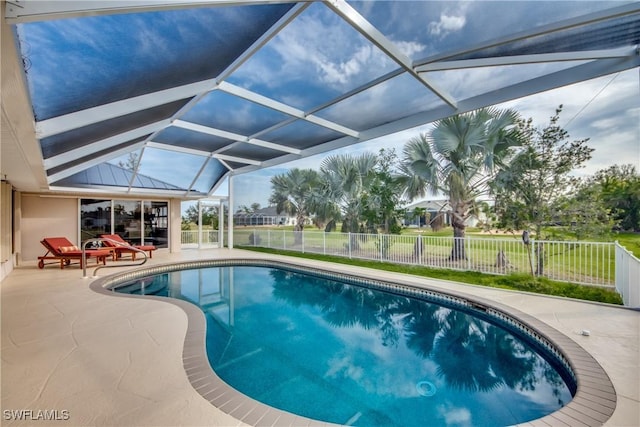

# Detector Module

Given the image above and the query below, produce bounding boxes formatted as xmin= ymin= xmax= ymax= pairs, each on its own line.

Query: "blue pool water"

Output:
xmin=115 ymin=265 xmax=575 ymax=426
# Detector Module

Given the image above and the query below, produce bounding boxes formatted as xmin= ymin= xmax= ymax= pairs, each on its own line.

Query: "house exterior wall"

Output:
xmin=17 ymin=194 xmax=181 ymax=263
xmin=20 ymin=194 xmax=78 ymax=262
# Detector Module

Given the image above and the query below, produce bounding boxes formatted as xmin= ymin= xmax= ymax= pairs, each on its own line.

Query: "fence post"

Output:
xmin=615 ymin=241 xmax=640 ymax=308
xmin=527 ymin=238 xmax=535 ymax=277
xmin=348 ymin=232 xmax=352 ymax=259
xmin=268 ymin=229 xmax=271 ymax=248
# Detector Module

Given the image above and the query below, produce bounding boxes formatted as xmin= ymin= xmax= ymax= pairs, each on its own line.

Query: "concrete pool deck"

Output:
xmin=1 ymin=248 xmax=638 ymax=426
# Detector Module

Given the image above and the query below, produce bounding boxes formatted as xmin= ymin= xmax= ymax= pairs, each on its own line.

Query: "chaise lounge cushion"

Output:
xmin=100 ymin=234 xmax=156 ymax=261
xmin=38 ymin=237 xmax=110 ymax=269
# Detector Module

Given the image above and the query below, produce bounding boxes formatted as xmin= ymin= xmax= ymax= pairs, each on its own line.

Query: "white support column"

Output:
xmin=169 ymin=199 xmax=182 ymax=253
xmin=197 ymin=200 xmax=202 ymax=248
xmin=218 ymin=199 xmax=224 ymax=248
xmin=227 ymin=176 xmax=234 ymax=249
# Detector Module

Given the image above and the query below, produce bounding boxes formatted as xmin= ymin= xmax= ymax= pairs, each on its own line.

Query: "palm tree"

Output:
xmin=319 ymin=153 xmax=378 ymax=235
xmin=269 ymin=168 xmax=320 ymax=241
xmin=361 ymin=149 xmax=406 ymax=234
xmin=412 ymin=207 xmax=427 ymax=227
xmin=399 ymin=107 xmax=523 ymax=260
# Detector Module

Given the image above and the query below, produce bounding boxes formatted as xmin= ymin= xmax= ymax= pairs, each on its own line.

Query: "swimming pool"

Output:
xmin=100 ymin=259 xmax=590 ymax=427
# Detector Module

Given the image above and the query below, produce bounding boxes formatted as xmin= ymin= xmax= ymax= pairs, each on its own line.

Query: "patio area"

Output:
xmin=1 ymin=248 xmax=638 ymax=426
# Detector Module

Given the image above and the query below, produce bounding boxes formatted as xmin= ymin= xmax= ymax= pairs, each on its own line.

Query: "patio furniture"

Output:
xmin=100 ymin=234 xmax=156 ymax=261
xmin=38 ymin=237 xmax=110 ymax=269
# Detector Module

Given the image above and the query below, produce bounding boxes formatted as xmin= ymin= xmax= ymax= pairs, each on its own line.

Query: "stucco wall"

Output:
xmin=20 ymin=195 xmax=78 ymax=262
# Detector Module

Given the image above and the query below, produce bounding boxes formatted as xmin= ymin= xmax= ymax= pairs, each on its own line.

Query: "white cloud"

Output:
xmin=437 ymin=404 xmax=472 ymax=426
xmin=242 ymin=9 xmax=397 ymax=93
xmin=428 ymin=14 xmax=466 ymax=37
xmin=394 ymin=40 xmax=427 ymax=58
xmin=317 ymin=45 xmax=374 ymax=86
xmin=500 ymin=68 xmax=640 ymax=176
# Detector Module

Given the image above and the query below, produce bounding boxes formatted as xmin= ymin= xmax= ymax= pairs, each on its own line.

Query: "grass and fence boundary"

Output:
xmin=231 ymin=229 xmax=639 ymax=308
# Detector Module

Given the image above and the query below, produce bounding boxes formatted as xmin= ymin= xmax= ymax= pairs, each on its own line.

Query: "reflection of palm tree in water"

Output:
xmin=404 ymin=304 xmax=567 ymax=396
xmin=271 ymin=269 xmax=388 ymax=331
xmin=400 ymin=299 xmax=441 ymax=357
xmin=269 ymin=269 xmax=566 ymax=396
xmin=431 ymin=311 xmax=503 ymax=392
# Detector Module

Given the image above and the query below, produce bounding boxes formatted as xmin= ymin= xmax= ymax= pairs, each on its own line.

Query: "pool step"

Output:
xmin=344 ymin=411 xmax=362 ymax=426
xmin=216 ymin=347 xmax=263 ymax=371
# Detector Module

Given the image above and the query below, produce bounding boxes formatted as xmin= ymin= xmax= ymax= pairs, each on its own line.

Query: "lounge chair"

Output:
xmin=100 ymin=234 xmax=156 ymax=261
xmin=38 ymin=237 xmax=111 ymax=269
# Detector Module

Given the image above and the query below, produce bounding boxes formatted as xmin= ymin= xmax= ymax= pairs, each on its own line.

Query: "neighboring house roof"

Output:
xmin=405 ymin=200 xmax=450 ymax=212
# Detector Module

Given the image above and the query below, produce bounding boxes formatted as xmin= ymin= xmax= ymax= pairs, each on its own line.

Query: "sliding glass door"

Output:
xmin=113 ymin=200 xmax=142 ymax=245
xmin=80 ymin=199 xmax=169 ymax=249
xmin=80 ymin=199 xmax=111 ymax=241
xmin=144 ymin=201 xmax=168 ymax=248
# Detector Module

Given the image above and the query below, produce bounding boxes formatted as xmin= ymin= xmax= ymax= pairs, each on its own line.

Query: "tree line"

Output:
xmin=268 ymin=105 xmax=639 ymax=260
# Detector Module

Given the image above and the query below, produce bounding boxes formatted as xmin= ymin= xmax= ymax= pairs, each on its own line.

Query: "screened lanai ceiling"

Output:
xmin=4 ymin=0 xmax=640 ymax=197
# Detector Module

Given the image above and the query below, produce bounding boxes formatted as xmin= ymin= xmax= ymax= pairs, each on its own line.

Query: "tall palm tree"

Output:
xmin=399 ymin=107 xmax=523 ymax=260
xmin=269 ymin=168 xmax=321 ymax=240
xmin=319 ymin=153 xmax=378 ymax=235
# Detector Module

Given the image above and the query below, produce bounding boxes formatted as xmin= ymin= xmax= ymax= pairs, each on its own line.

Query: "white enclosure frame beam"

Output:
xmin=144 ymin=141 xmax=211 ymax=157
xmin=35 ymin=81 xmax=215 ymax=138
xmin=324 ymin=0 xmax=458 ymax=109
xmin=215 ymin=154 xmax=261 ymax=166
xmin=43 ymin=119 xmax=171 ymax=169
xmin=415 ymin=2 xmax=640 ymax=67
xmin=46 ymin=141 xmax=147 ymax=184
xmin=172 ymin=120 xmax=301 ymax=155
xmin=213 ymin=154 xmax=262 ymax=166
xmin=5 ymin=0 xmax=299 ymax=23
xmin=215 ymin=2 xmax=309 ymax=83
xmin=218 ymin=82 xmax=360 ymax=138
xmin=416 ymin=47 xmax=638 ymax=72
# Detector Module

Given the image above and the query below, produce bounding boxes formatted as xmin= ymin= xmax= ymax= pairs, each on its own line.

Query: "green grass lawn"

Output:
xmin=236 ymin=246 xmax=623 ymax=305
xmin=616 ymin=233 xmax=640 ymax=257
